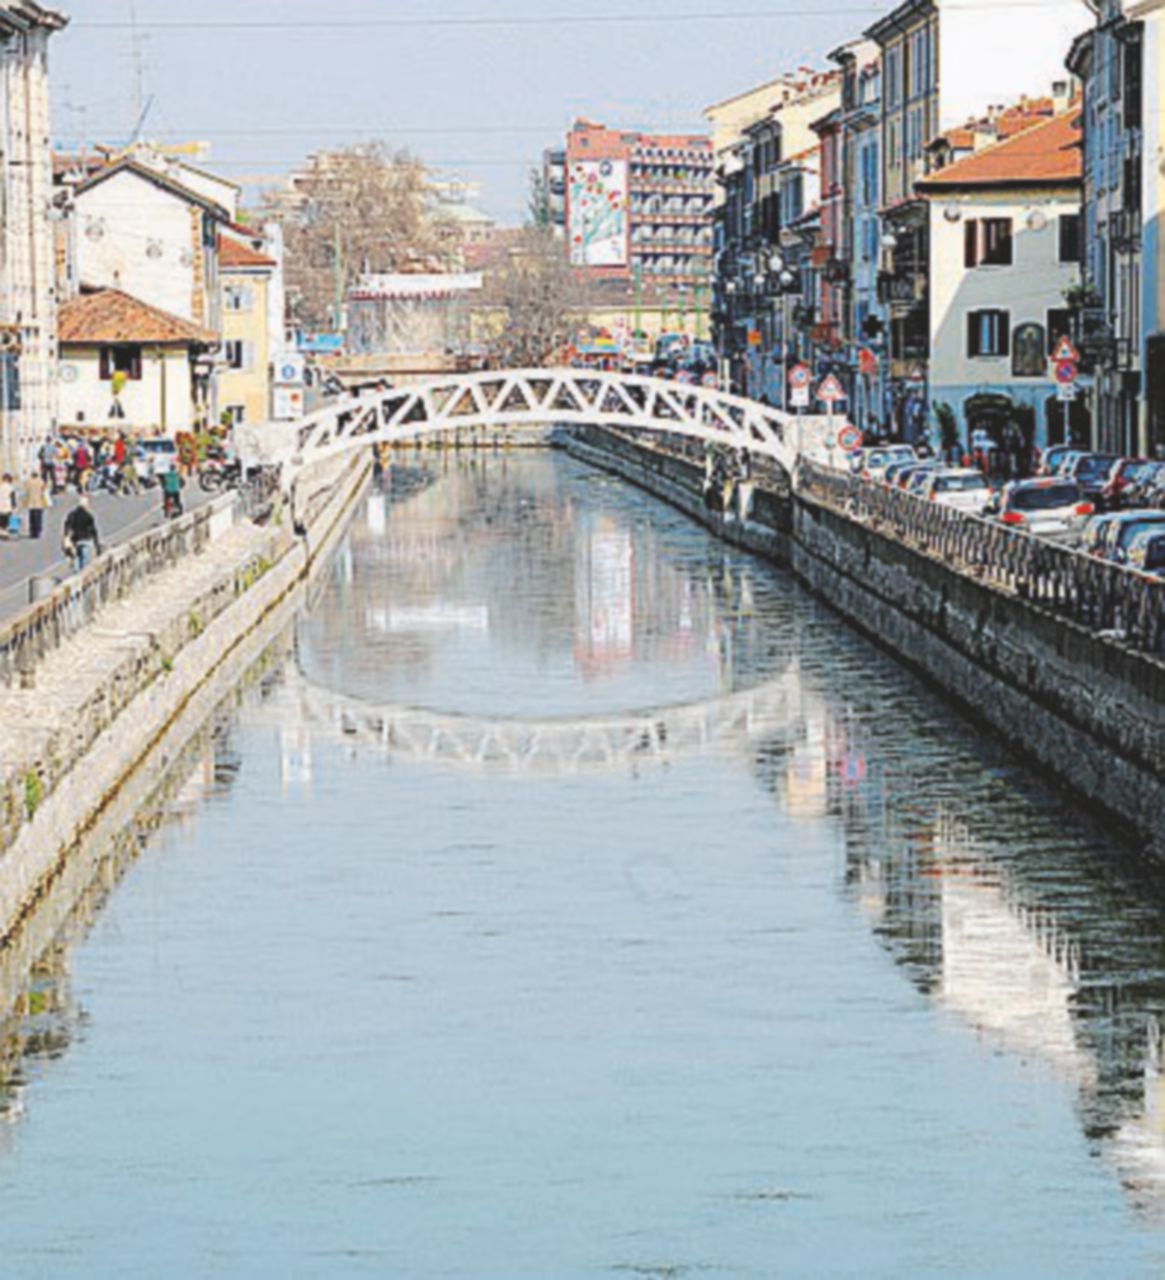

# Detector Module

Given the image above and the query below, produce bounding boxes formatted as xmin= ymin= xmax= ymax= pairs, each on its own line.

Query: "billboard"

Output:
xmin=568 ymin=158 xmax=628 ymax=268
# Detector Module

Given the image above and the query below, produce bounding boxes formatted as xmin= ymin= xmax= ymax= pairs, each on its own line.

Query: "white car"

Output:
xmin=922 ymin=468 xmax=994 ymax=515
xmin=861 ymin=445 xmax=917 ymax=482
xmin=996 ymin=478 xmax=1093 ymax=543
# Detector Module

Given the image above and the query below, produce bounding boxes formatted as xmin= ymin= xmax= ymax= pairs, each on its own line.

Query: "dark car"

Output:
xmin=1102 ymin=458 xmax=1155 ymax=511
xmin=1065 ymin=453 xmax=1119 ymax=505
xmin=1128 ymin=530 xmax=1165 ymax=580
xmin=1096 ymin=510 xmax=1165 ymax=564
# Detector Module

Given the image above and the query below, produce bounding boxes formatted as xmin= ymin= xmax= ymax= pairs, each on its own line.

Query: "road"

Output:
xmin=0 ymin=484 xmax=212 ymax=622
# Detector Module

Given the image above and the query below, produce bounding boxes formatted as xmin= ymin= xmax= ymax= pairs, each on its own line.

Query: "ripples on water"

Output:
xmin=0 ymin=452 xmax=1163 ymax=1277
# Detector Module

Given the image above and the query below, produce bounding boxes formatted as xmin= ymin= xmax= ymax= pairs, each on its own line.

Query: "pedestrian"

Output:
xmin=24 ymin=470 xmax=48 ymax=541
xmin=73 ymin=439 xmax=92 ymax=493
xmin=62 ymin=495 xmax=100 ymax=570
xmin=0 ymin=473 xmax=15 ymax=538
xmin=161 ymin=462 xmax=184 ymax=518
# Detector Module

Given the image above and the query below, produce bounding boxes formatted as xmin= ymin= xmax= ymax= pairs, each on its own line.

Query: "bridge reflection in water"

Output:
xmin=1 ymin=451 xmax=1165 ymax=1267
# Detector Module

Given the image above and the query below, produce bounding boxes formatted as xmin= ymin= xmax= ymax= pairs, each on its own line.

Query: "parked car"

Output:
xmin=862 ymin=445 xmax=917 ymax=482
xmin=883 ymin=459 xmax=917 ymax=488
xmin=906 ymin=466 xmax=942 ymax=495
xmin=1078 ymin=513 xmax=1126 ymax=559
xmin=1064 ymin=453 xmax=1120 ymax=505
xmin=995 ymin=478 xmax=1092 ymax=542
xmin=1053 ymin=450 xmax=1084 ymax=478
xmin=922 ymin=468 xmax=995 ymax=515
xmin=1039 ymin=443 xmax=1076 ymax=476
xmin=895 ymin=461 xmax=941 ymax=491
xmin=135 ymin=437 xmax=180 ymax=484
xmin=1096 ymin=510 xmax=1165 ymax=564
xmin=1127 ymin=529 xmax=1165 ymax=580
xmin=1102 ymin=458 xmax=1155 ymax=511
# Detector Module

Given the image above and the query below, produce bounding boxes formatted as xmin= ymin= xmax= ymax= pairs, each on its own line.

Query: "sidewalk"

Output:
xmin=0 ymin=486 xmax=212 ymax=622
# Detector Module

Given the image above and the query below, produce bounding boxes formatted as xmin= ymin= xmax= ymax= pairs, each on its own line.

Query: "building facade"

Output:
xmin=918 ymin=111 xmax=1084 ymax=454
xmin=1069 ymin=0 xmax=1165 ymax=458
xmin=0 ymin=2 xmax=68 ymax=474
xmin=563 ymin=120 xmax=714 ymax=290
xmin=218 ymin=233 xmax=277 ymax=428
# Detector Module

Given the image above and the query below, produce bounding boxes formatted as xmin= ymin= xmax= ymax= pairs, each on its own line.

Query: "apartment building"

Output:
xmin=0 ymin=2 xmax=68 ymax=474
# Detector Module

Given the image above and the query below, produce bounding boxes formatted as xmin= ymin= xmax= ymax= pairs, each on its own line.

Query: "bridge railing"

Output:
xmin=797 ymin=460 xmax=1165 ymax=656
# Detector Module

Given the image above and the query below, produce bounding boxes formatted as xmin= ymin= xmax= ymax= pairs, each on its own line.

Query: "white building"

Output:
xmin=66 ymin=159 xmax=229 ymax=335
xmin=0 ymin=2 xmax=68 ymax=474
xmin=57 ymin=288 xmax=217 ymax=435
xmin=918 ymin=110 xmax=1085 ymax=452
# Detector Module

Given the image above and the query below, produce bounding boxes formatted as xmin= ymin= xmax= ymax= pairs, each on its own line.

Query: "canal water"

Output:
xmin=1 ymin=451 xmax=1165 ymax=1278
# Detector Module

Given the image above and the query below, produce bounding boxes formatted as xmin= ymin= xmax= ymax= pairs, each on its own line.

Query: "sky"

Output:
xmin=51 ymin=0 xmax=877 ymax=223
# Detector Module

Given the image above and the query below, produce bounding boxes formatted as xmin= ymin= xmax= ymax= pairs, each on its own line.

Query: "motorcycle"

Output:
xmin=199 ymin=456 xmax=242 ymax=493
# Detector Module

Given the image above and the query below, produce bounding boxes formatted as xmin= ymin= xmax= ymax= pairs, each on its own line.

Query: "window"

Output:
xmin=1046 ymin=308 xmax=1072 ymax=355
xmin=964 ymin=218 xmax=1013 ymax=267
xmin=886 ymin=46 xmax=903 ymax=108
xmin=967 ymin=309 xmax=1011 ymax=358
xmin=99 ymin=346 xmax=142 ymax=381
xmin=224 ymin=340 xmax=253 ymax=371
xmin=225 ymin=284 xmax=255 ymax=312
xmin=1058 ymin=213 xmax=1082 ymax=263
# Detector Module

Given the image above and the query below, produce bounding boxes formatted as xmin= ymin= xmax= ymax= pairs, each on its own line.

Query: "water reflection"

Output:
xmin=754 ymin=626 xmax=1165 ymax=1222
xmin=2 ymin=451 xmax=1165 ymax=1270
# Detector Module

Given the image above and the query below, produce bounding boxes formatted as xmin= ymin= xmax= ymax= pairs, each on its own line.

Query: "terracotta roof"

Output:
xmin=917 ymin=110 xmax=1082 ymax=191
xmin=59 ymin=289 xmax=218 ymax=347
xmin=218 ymin=235 xmax=276 ymax=269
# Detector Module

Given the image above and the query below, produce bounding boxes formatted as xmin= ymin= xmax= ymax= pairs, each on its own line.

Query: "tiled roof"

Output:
xmin=59 ymin=289 xmax=218 ymax=346
xmin=917 ymin=110 xmax=1082 ymax=191
xmin=218 ymin=235 xmax=277 ymax=269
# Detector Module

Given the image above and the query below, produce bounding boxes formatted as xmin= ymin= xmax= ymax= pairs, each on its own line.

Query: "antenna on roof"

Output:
xmin=126 ymin=0 xmax=153 ymax=143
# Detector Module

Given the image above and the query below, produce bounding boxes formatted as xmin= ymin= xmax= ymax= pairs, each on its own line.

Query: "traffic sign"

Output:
xmin=838 ymin=425 xmax=863 ymax=453
xmin=748 ymin=330 xmax=763 ymax=347
xmin=790 ymin=386 xmax=810 ymax=410
xmin=1053 ymin=336 xmax=1080 ymax=364
xmin=1055 ymin=360 xmax=1078 ymax=386
xmin=817 ymin=374 xmax=847 ymax=404
xmin=1057 ymin=383 xmax=1079 ymax=403
xmin=789 ymin=363 xmax=811 ymax=388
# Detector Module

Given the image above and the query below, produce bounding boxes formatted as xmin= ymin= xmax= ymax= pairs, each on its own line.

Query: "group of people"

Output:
xmin=39 ymin=432 xmax=143 ymax=497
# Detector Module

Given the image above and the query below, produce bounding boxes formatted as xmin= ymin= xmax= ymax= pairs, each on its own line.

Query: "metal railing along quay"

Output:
xmin=796 ymin=460 xmax=1165 ymax=658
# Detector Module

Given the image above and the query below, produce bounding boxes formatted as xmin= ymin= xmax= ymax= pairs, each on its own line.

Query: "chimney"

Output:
xmin=1052 ymin=79 xmax=1071 ymax=111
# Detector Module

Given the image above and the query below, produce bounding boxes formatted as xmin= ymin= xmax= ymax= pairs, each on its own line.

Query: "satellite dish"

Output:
xmin=943 ymin=204 xmax=962 ymax=223
xmin=1026 ymin=209 xmax=1049 ymax=232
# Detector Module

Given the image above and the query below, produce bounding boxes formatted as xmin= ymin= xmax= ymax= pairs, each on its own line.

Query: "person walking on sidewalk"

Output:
xmin=25 ymin=471 xmax=48 ymax=541
xmin=63 ymin=495 xmax=101 ymax=570
xmin=0 ymin=474 xmax=17 ymax=538
xmin=161 ymin=462 xmax=184 ymax=518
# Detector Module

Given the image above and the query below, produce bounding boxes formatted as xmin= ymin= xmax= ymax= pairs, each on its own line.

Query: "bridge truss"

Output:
xmin=241 ymin=369 xmax=818 ymax=478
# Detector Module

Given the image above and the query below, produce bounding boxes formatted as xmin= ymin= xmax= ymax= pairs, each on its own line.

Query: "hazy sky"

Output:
xmin=52 ymin=1 xmax=877 ymax=222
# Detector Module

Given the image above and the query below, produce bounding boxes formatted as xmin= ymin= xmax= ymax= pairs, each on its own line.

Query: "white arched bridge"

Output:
xmin=240 ymin=368 xmax=836 ymax=478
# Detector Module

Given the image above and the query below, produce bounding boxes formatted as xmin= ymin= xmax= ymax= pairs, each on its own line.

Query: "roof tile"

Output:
xmin=59 ymin=289 xmax=218 ymax=346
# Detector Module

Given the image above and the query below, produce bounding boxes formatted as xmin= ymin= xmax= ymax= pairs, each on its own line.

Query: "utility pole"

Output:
xmin=333 ymin=224 xmax=345 ymax=335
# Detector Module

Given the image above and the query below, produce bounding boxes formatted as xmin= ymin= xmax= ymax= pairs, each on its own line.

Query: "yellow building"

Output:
xmin=218 ymin=233 xmax=275 ymax=427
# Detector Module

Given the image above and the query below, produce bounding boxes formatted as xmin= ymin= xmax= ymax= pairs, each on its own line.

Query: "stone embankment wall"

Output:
xmin=562 ymin=427 xmax=1165 ymax=861
xmin=0 ymin=458 xmax=370 ymax=942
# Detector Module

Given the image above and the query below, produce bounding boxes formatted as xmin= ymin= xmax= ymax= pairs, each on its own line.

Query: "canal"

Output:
xmin=1 ymin=451 xmax=1164 ymax=1277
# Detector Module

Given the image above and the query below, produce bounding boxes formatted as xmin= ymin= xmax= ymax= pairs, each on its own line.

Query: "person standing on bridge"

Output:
xmin=63 ymin=495 xmax=101 ymax=570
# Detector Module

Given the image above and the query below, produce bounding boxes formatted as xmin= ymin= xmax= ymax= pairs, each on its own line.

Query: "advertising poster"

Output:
xmin=568 ymin=159 xmax=629 ymax=268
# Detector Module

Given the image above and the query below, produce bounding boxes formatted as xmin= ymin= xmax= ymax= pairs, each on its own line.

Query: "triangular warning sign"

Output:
xmin=817 ymin=374 xmax=846 ymax=403
xmin=1053 ymin=336 xmax=1080 ymax=363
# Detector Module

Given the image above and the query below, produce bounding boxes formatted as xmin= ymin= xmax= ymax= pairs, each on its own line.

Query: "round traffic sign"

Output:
xmin=1055 ymin=360 xmax=1078 ymax=386
xmin=838 ymin=425 xmax=863 ymax=453
xmin=789 ymin=363 xmax=811 ymax=388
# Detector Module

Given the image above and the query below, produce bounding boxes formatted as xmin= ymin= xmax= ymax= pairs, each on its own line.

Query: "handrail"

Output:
xmin=0 ymin=495 xmax=234 ymax=688
xmin=796 ymin=460 xmax=1165 ymax=658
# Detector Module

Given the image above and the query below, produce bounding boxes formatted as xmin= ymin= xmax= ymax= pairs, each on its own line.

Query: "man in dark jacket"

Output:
xmin=63 ymin=496 xmax=101 ymax=570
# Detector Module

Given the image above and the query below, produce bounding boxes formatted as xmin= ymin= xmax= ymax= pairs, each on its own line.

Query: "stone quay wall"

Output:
xmin=561 ymin=426 xmax=1165 ymax=862
xmin=0 ymin=457 xmax=371 ymax=943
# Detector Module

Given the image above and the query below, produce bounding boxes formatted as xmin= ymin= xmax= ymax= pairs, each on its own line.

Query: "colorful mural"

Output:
xmin=568 ymin=159 xmax=628 ymax=268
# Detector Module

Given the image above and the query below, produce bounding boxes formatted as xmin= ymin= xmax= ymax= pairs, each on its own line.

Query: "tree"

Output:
xmin=263 ymin=143 xmax=458 ymax=330
xmin=527 ymin=166 xmax=552 ymax=231
xmin=481 ymin=227 xmax=583 ymax=368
